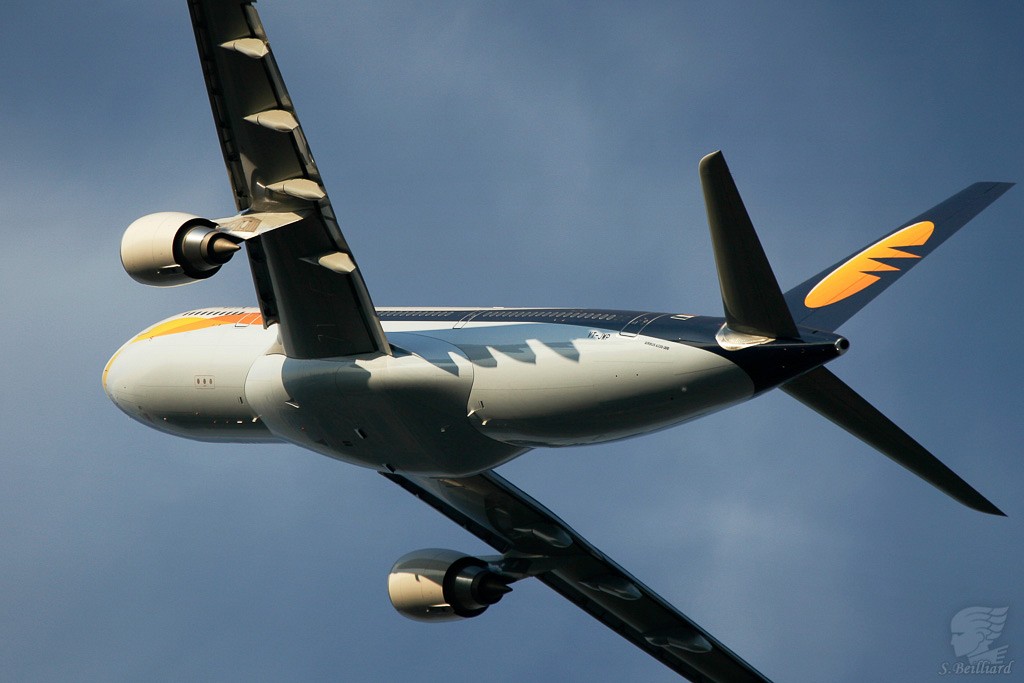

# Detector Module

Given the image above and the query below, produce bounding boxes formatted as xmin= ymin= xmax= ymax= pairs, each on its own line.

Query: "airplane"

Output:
xmin=102 ymin=1 xmax=1012 ymax=680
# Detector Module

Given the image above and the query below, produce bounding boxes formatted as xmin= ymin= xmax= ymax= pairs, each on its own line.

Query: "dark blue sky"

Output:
xmin=1 ymin=2 xmax=1022 ymax=681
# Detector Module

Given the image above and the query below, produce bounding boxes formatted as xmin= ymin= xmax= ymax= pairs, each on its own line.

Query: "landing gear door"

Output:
xmin=619 ymin=313 xmax=665 ymax=337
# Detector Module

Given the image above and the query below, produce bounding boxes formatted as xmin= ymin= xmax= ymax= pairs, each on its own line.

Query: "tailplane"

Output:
xmin=699 ymin=150 xmax=799 ymax=339
xmin=782 ymin=367 xmax=1004 ymax=515
xmin=698 ymin=152 xmax=1008 ymax=515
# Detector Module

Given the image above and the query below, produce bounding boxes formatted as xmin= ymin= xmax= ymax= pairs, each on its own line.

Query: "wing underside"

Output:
xmin=384 ymin=471 xmax=773 ymax=683
xmin=189 ymin=0 xmax=389 ymax=358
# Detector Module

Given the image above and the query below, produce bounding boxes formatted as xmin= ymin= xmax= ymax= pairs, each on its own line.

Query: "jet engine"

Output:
xmin=388 ymin=549 xmax=512 ymax=621
xmin=121 ymin=211 xmax=241 ymax=286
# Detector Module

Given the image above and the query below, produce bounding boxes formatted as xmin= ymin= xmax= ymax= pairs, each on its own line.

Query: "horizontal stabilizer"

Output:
xmin=784 ymin=182 xmax=1014 ymax=332
xmin=782 ymin=367 xmax=1004 ymax=516
xmin=699 ymin=151 xmax=799 ymax=339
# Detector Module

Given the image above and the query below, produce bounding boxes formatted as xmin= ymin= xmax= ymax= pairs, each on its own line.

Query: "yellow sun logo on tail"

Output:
xmin=804 ymin=221 xmax=935 ymax=309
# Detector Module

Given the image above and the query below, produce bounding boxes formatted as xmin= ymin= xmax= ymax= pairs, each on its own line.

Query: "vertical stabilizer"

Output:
xmin=783 ymin=182 xmax=1013 ymax=332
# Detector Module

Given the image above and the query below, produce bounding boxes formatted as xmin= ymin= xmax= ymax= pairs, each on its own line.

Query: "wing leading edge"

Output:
xmin=189 ymin=0 xmax=389 ymax=358
xmin=384 ymin=471 xmax=773 ymax=683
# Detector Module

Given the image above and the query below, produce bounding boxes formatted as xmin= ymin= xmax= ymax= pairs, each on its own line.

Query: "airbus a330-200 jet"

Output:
xmin=102 ymin=1 xmax=1012 ymax=680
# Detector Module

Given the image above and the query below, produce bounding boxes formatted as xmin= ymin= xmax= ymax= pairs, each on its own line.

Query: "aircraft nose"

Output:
xmin=102 ymin=345 xmax=132 ymax=408
xmin=103 ymin=344 xmax=155 ymax=427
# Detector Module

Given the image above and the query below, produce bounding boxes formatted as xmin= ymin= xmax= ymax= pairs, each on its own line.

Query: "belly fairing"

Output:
xmin=243 ymin=332 xmax=525 ymax=476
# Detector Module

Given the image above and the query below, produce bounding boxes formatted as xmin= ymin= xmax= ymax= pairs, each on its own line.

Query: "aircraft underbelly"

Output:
xmin=108 ymin=316 xmax=753 ymax=473
xmin=244 ymin=332 xmax=525 ymax=476
xmin=453 ymin=328 xmax=754 ymax=447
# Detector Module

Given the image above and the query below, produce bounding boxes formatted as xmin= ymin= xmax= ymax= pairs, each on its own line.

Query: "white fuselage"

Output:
xmin=103 ymin=307 xmax=754 ymax=476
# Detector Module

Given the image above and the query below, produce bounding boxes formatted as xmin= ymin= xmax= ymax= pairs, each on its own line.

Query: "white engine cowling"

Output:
xmin=388 ymin=549 xmax=512 ymax=622
xmin=121 ymin=211 xmax=241 ymax=286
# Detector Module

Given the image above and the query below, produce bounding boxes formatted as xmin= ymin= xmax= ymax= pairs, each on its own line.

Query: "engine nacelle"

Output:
xmin=388 ymin=549 xmax=512 ymax=622
xmin=121 ymin=212 xmax=241 ymax=287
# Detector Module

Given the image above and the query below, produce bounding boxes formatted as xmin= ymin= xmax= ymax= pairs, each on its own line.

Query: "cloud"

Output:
xmin=1 ymin=2 xmax=1022 ymax=682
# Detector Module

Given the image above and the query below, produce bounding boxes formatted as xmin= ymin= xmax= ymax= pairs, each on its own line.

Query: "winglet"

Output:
xmin=699 ymin=151 xmax=799 ymax=339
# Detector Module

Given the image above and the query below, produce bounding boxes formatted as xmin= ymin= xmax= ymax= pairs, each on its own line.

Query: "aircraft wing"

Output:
xmin=384 ymin=471 xmax=773 ymax=683
xmin=188 ymin=0 xmax=389 ymax=358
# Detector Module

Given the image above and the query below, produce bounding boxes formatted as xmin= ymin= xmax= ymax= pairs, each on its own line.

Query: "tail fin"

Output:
xmin=784 ymin=182 xmax=1014 ymax=331
xmin=697 ymin=152 xmax=1006 ymax=515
